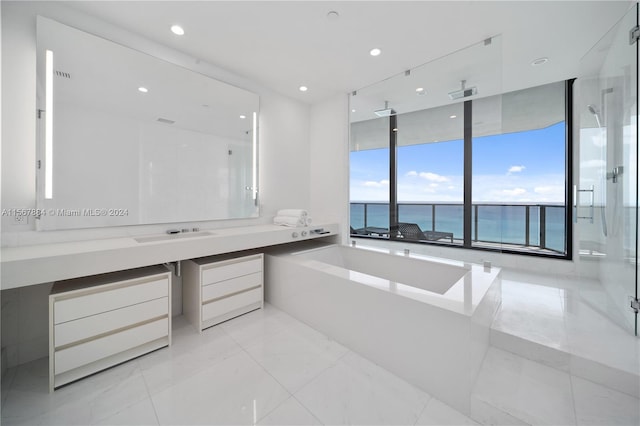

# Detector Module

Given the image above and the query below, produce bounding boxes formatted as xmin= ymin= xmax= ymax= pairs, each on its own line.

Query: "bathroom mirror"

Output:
xmin=35 ymin=17 xmax=259 ymax=230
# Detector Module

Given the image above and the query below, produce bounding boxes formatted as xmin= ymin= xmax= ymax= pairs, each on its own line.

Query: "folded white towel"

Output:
xmin=273 ymin=215 xmax=305 ymax=227
xmin=273 ymin=215 xmax=313 ymax=227
xmin=277 ymin=209 xmax=308 ymax=218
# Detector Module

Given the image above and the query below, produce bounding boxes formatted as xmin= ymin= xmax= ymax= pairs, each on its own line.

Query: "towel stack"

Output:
xmin=273 ymin=209 xmax=312 ymax=227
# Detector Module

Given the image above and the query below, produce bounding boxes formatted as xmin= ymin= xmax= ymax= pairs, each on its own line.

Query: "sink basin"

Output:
xmin=134 ymin=231 xmax=214 ymax=243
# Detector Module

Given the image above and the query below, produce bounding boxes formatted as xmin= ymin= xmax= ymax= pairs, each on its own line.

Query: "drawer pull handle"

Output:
xmin=55 ymin=314 xmax=168 ymax=351
xmin=202 ymin=285 xmax=262 ymax=305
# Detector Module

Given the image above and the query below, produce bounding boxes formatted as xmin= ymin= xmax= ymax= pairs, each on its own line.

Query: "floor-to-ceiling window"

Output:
xmin=350 ymin=115 xmax=390 ymax=237
xmin=396 ymin=103 xmax=464 ymax=244
xmin=349 ymin=80 xmax=571 ymax=258
xmin=471 ymin=81 xmax=568 ymax=254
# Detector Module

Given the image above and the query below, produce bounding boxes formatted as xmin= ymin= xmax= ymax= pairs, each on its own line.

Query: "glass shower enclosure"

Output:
xmin=577 ymin=4 xmax=638 ymax=335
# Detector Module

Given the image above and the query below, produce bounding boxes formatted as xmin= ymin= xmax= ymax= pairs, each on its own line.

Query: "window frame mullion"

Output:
xmin=389 ymin=114 xmax=398 ymax=240
xmin=463 ymin=100 xmax=473 ymax=248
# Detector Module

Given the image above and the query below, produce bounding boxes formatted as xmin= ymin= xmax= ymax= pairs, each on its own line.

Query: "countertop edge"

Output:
xmin=1 ymin=223 xmax=339 ymax=289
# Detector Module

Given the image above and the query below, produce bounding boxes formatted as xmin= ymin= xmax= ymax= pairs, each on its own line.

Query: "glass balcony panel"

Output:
xmin=545 ymin=206 xmax=566 ymax=252
xmin=398 ymin=204 xmax=433 ymax=232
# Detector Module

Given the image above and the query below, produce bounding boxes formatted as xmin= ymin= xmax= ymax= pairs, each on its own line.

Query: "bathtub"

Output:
xmin=265 ymin=243 xmax=501 ymax=415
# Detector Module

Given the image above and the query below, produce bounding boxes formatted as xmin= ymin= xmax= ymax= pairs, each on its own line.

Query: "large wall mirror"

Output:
xmin=36 ymin=17 xmax=259 ymax=230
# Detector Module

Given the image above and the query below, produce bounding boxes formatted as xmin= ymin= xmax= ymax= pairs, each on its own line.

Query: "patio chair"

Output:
xmin=397 ymin=222 xmax=454 ymax=243
xmin=350 ymin=226 xmax=368 ymax=235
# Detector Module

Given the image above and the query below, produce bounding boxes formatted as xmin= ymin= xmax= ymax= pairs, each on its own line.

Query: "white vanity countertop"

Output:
xmin=1 ymin=223 xmax=339 ymax=289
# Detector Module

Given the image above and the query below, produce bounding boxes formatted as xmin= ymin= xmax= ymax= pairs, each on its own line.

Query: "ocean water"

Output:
xmin=350 ymin=202 xmax=566 ymax=253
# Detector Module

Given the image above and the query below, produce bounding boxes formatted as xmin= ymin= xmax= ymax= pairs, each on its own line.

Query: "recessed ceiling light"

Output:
xmin=370 ymin=48 xmax=381 ymax=57
xmin=299 ymin=86 xmax=308 ymax=92
xmin=239 ymin=115 xmax=246 ymax=119
xmin=416 ymin=87 xmax=425 ymax=95
xmin=171 ymin=25 xmax=185 ymax=36
xmin=449 ymin=115 xmax=457 ymax=119
xmin=326 ymin=11 xmax=340 ymax=20
xmin=138 ymin=87 xmax=148 ymax=93
xmin=531 ymin=57 xmax=548 ymax=66
xmin=351 ymin=109 xmax=356 ymax=113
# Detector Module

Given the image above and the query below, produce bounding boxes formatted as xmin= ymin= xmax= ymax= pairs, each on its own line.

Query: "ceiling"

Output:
xmin=60 ymin=1 xmax=633 ymax=105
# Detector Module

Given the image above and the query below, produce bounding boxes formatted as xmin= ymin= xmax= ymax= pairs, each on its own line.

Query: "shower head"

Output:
xmin=374 ymin=100 xmax=395 ymax=117
xmin=587 ymin=104 xmax=602 ymax=128
xmin=448 ymin=80 xmax=477 ymax=100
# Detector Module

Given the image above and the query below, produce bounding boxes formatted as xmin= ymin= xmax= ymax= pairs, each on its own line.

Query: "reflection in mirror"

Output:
xmin=36 ymin=16 xmax=259 ymax=230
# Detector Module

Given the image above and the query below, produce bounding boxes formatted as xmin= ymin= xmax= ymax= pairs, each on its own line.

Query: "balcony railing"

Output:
xmin=350 ymin=202 xmax=566 ymax=254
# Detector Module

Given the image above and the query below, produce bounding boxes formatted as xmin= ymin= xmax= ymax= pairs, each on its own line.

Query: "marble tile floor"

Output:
xmin=471 ymin=347 xmax=640 ymax=426
xmin=491 ymin=269 xmax=640 ymax=397
xmin=1 ymin=299 xmax=638 ymax=425
xmin=1 ymin=305 xmax=476 ymax=426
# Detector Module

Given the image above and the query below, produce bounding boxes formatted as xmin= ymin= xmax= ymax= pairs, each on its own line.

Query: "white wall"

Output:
xmin=1 ymin=1 xmax=311 ymax=368
xmin=309 ymin=95 xmax=350 ymax=243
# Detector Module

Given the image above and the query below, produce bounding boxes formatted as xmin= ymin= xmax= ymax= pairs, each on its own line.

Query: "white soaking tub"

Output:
xmin=265 ymin=243 xmax=501 ymax=415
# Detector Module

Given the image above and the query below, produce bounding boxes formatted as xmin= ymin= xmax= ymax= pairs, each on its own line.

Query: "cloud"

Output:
xmin=501 ymin=188 xmax=527 ymax=196
xmin=396 ymin=175 xmax=464 ymax=202
xmin=363 ymin=179 xmax=389 ymax=188
xmin=471 ymin=173 xmax=565 ymax=203
xmin=507 ymin=165 xmax=525 ymax=174
xmin=356 ymin=172 xmax=565 ymax=204
xmin=533 ymin=185 xmax=565 ymax=200
xmin=405 ymin=171 xmax=418 ymax=177
xmin=534 ymin=186 xmax=555 ymax=194
xmin=419 ymin=172 xmax=450 ymax=182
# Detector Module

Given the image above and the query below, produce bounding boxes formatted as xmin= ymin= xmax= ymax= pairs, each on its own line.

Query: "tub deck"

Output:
xmin=265 ymin=243 xmax=502 ymax=415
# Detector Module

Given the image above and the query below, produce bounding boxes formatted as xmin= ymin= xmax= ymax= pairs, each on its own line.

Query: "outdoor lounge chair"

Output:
xmin=397 ymin=222 xmax=454 ymax=243
xmin=350 ymin=226 xmax=368 ymax=235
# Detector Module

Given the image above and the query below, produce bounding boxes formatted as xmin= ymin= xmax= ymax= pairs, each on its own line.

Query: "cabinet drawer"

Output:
xmin=202 ymin=272 xmax=262 ymax=303
xmin=202 ymin=257 xmax=262 ymax=286
xmin=202 ymin=287 xmax=262 ymax=322
xmin=54 ymin=278 xmax=169 ymax=324
xmin=54 ymin=318 xmax=168 ymax=374
xmin=54 ymin=297 xmax=168 ymax=348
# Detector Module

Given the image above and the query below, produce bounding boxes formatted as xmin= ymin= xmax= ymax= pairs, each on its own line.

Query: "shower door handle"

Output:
xmin=574 ymin=185 xmax=595 ymax=223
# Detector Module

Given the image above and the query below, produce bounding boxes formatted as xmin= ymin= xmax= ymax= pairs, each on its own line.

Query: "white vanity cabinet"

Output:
xmin=183 ymin=253 xmax=263 ymax=332
xmin=49 ymin=265 xmax=171 ymax=391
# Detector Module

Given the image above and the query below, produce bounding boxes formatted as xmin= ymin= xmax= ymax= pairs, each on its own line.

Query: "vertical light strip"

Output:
xmin=252 ymin=399 xmax=257 ymax=425
xmin=252 ymin=112 xmax=257 ymax=201
xmin=45 ymin=49 xmax=54 ymax=199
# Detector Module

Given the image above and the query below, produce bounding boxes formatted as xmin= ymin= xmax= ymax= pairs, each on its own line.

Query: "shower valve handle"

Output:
xmin=606 ymin=166 xmax=623 ymax=183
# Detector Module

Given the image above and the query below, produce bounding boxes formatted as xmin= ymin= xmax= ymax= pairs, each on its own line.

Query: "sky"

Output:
xmin=350 ymin=121 xmax=566 ymax=204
